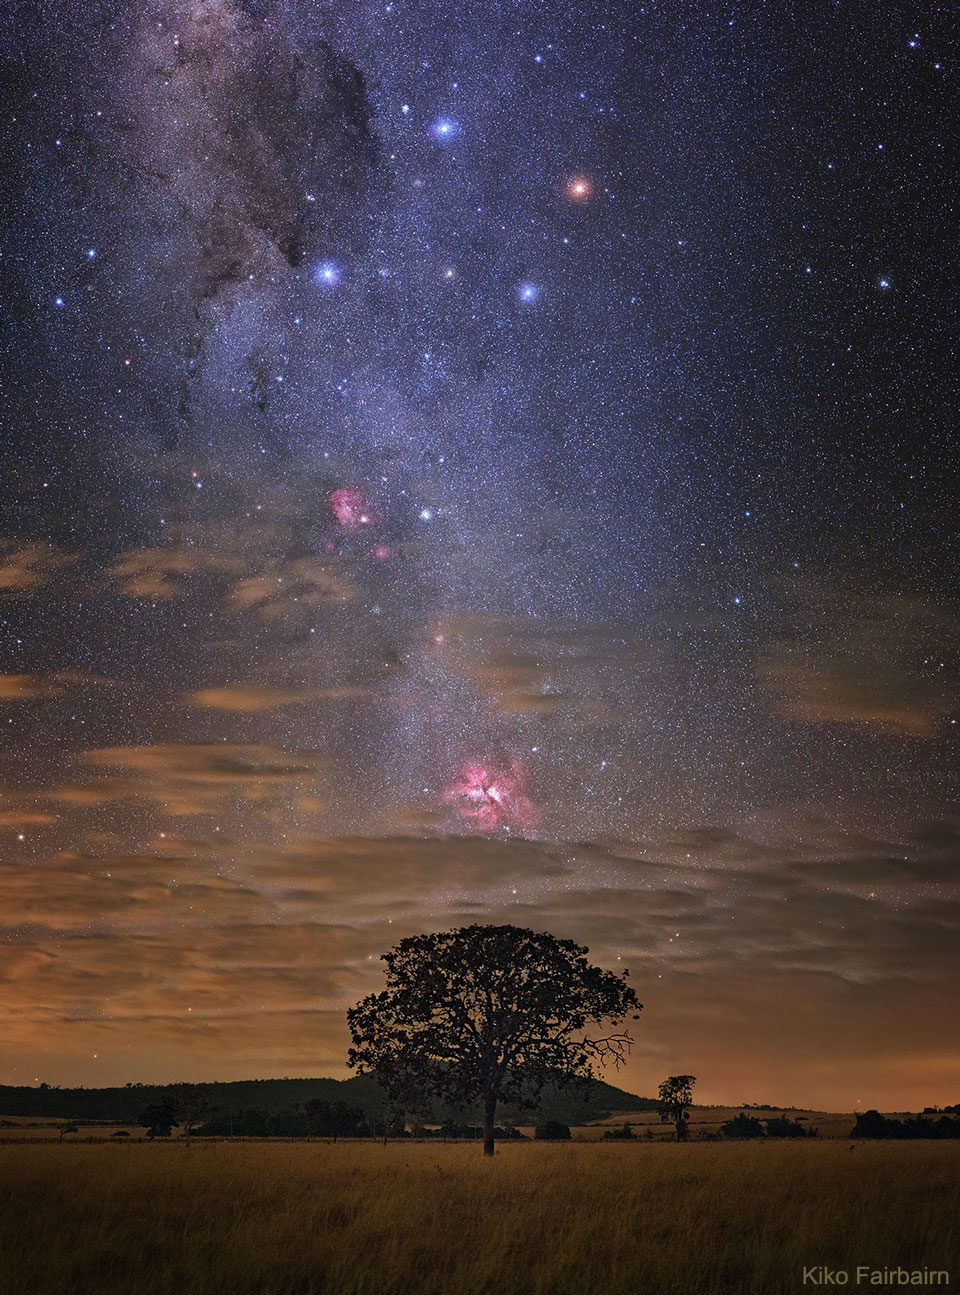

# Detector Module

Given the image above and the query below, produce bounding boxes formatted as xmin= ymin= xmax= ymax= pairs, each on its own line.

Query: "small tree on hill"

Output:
xmin=658 ymin=1074 xmax=696 ymax=1141
xmin=348 ymin=924 xmax=641 ymax=1157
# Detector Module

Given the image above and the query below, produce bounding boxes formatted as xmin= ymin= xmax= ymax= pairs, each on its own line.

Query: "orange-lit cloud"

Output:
xmin=62 ymin=744 xmax=329 ymax=815
xmin=187 ymin=685 xmax=367 ymax=711
xmin=0 ymin=675 xmax=51 ymax=701
xmin=225 ymin=557 xmax=355 ymax=619
xmin=0 ymin=825 xmax=957 ymax=1107
xmin=108 ymin=544 xmax=242 ymax=598
xmin=0 ymin=542 xmax=75 ymax=594
xmin=758 ymin=589 xmax=959 ymax=735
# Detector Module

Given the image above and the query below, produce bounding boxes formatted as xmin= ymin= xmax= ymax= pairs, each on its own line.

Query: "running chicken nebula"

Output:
xmin=328 ymin=488 xmax=373 ymax=529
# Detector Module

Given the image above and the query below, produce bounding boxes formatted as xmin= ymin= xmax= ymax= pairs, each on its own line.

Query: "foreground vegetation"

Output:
xmin=1 ymin=1141 xmax=957 ymax=1295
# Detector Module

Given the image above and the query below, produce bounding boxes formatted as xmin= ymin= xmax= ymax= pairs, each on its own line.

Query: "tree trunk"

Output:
xmin=482 ymin=1091 xmax=496 ymax=1157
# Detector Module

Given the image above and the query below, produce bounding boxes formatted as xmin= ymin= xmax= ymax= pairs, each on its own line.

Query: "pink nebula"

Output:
xmin=328 ymin=488 xmax=372 ymax=528
xmin=442 ymin=759 xmax=539 ymax=833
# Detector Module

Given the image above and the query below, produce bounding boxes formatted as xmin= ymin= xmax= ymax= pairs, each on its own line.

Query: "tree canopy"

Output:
xmin=720 ymin=1112 xmax=765 ymax=1139
xmin=138 ymin=1103 xmax=177 ymax=1139
xmin=348 ymin=923 xmax=641 ymax=1155
xmin=658 ymin=1074 xmax=696 ymax=1141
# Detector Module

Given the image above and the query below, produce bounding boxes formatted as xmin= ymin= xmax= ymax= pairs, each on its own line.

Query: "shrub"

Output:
xmin=602 ymin=1122 xmax=637 ymax=1140
xmin=764 ymin=1116 xmax=815 ymax=1139
xmin=720 ymin=1113 xmax=765 ymax=1139
xmin=534 ymin=1120 xmax=571 ymax=1141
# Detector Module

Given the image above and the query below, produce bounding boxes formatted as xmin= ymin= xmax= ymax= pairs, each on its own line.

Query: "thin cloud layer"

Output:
xmin=758 ymin=588 xmax=959 ymax=736
xmin=67 ymin=745 xmax=330 ymax=816
xmin=0 ymin=824 xmax=956 ymax=1106
xmin=0 ymin=543 xmax=75 ymax=594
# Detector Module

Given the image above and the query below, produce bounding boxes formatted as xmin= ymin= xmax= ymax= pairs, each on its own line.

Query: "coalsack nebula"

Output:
xmin=443 ymin=760 xmax=540 ymax=833
xmin=97 ymin=0 xmax=377 ymax=448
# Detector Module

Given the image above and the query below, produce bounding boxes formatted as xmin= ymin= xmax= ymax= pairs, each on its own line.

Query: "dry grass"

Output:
xmin=1 ymin=1141 xmax=957 ymax=1295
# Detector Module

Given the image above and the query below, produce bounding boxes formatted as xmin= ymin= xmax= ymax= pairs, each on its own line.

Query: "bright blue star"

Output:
xmin=430 ymin=117 xmax=461 ymax=142
xmin=518 ymin=282 xmax=539 ymax=304
xmin=314 ymin=261 xmax=341 ymax=288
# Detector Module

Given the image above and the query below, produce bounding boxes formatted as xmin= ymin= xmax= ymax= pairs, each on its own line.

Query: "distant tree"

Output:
xmin=720 ymin=1112 xmax=765 ymax=1139
xmin=850 ymin=1110 xmax=960 ymax=1141
xmin=58 ymin=1123 xmax=79 ymax=1141
xmin=850 ymin=1109 xmax=891 ymax=1139
xmin=658 ymin=1075 xmax=696 ymax=1141
xmin=534 ymin=1120 xmax=572 ymax=1141
xmin=348 ymin=924 xmax=641 ymax=1156
xmin=304 ymin=1098 xmax=367 ymax=1141
xmin=764 ymin=1115 xmax=815 ymax=1139
xmin=138 ymin=1104 xmax=178 ymax=1139
xmin=172 ymin=1084 xmax=211 ymax=1143
xmin=112 ymin=1130 xmax=131 ymax=1138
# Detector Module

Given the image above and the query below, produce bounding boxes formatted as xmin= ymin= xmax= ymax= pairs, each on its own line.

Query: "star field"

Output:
xmin=0 ymin=0 xmax=957 ymax=1106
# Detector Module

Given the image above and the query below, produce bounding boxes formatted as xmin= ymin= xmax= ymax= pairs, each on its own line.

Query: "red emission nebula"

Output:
xmin=443 ymin=759 xmax=540 ymax=833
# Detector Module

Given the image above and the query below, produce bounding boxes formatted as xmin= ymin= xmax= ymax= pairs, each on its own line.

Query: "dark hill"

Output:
xmin=0 ymin=1075 xmax=655 ymax=1125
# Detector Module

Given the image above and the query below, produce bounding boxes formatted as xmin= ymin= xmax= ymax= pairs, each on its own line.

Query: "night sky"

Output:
xmin=1 ymin=0 xmax=957 ymax=1110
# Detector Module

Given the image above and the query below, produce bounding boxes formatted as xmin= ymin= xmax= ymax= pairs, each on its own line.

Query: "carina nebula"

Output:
xmin=0 ymin=0 xmax=957 ymax=1108
xmin=443 ymin=760 xmax=539 ymax=835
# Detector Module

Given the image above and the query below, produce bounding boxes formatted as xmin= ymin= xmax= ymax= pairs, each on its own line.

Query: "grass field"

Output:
xmin=1 ymin=1141 xmax=957 ymax=1295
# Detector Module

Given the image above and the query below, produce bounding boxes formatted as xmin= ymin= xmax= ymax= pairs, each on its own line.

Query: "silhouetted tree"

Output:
xmin=171 ymin=1084 xmax=211 ymax=1143
xmin=348 ymin=924 xmax=641 ymax=1157
xmin=138 ymin=1103 xmax=178 ymax=1139
xmin=658 ymin=1075 xmax=696 ymax=1141
xmin=764 ymin=1115 xmax=815 ymax=1139
xmin=58 ymin=1123 xmax=79 ymax=1141
xmin=720 ymin=1112 xmax=765 ymax=1139
xmin=850 ymin=1110 xmax=960 ymax=1140
xmin=304 ymin=1099 xmax=367 ymax=1140
xmin=534 ymin=1120 xmax=572 ymax=1141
